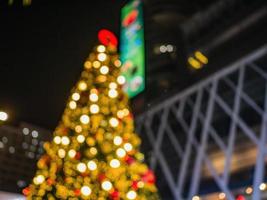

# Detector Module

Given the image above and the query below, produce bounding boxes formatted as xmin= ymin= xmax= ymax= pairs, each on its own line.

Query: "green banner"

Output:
xmin=120 ymin=0 xmax=145 ymax=98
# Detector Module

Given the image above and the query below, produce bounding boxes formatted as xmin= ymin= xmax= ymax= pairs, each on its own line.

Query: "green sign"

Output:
xmin=120 ymin=0 xmax=145 ymax=98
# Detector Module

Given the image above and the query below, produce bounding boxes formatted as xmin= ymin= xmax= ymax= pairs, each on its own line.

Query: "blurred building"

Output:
xmin=0 ymin=122 xmax=51 ymax=193
xmin=133 ymin=0 xmax=267 ymax=199
xmin=132 ymin=0 xmax=267 ymax=114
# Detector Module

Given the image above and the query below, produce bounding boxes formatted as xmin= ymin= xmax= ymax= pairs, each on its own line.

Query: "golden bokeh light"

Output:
xmin=72 ymin=93 xmax=80 ymax=101
xmin=117 ymin=75 xmax=126 ymax=85
xmin=97 ymin=45 xmax=106 ymax=53
xmin=80 ymin=115 xmax=90 ymax=124
xmin=78 ymin=81 xmax=87 ymax=91
xmin=77 ymin=135 xmax=85 ymax=143
xmin=90 ymin=104 xmax=99 ymax=114
xmin=102 ymin=181 xmax=112 ymax=191
xmin=98 ymin=53 xmax=107 ymax=62
xmin=100 ymin=65 xmax=109 ymax=75
xmin=69 ymin=101 xmax=77 ymax=109
xmin=81 ymin=185 xmax=92 ymax=196
xmin=84 ymin=61 xmax=92 ymax=69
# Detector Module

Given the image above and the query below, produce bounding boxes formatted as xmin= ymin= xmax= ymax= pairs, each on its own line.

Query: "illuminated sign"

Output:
xmin=120 ymin=0 xmax=145 ymax=98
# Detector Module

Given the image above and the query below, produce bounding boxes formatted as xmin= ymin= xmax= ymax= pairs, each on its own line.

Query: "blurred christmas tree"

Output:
xmin=23 ymin=30 xmax=159 ymax=200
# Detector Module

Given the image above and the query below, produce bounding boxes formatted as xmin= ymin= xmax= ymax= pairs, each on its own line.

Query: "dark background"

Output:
xmin=0 ymin=0 xmax=127 ymax=129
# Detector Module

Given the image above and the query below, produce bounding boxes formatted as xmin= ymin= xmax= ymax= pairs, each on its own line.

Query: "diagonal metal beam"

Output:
xmin=223 ymin=66 xmax=245 ymax=184
xmin=189 ymin=81 xmax=218 ymax=198
xmin=252 ymin=82 xmax=267 ymax=200
xmin=176 ymin=90 xmax=203 ymax=196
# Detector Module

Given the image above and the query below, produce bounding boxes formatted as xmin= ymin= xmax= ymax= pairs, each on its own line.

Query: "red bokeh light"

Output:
xmin=236 ymin=195 xmax=246 ymax=200
xmin=98 ymin=29 xmax=118 ymax=47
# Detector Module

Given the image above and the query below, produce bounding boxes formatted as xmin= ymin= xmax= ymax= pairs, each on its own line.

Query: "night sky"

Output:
xmin=0 ymin=1 xmax=127 ymax=130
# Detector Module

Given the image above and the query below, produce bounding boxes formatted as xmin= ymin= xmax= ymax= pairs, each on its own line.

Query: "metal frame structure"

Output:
xmin=136 ymin=44 xmax=267 ymax=200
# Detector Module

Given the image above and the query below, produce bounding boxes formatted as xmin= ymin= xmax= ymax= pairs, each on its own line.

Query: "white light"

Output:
xmin=117 ymin=110 xmax=125 ymax=119
xmin=68 ymin=149 xmax=76 ymax=158
xmin=218 ymin=192 xmax=225 ymax=199
xmin=0 ymin=111 xmax=8 ymax=121
xmin=87 ymin=160 xmax=97 ymax=170
xmin=123 ymin=108 xmax=130 ymax=116
xmin=77 ymin=135 xmax=85 ymax=143
xmin=33 ymin=175 xmax=45 ymax=185
xmin=109 ymin=82 xmax=117 ymax=89
xmin=98 ymin=53 xmax=107 ymax=61
xmin=0 ymin=141 xmax=4 ymax=149
xmin=53 ymin=136 xmax=61 ymax=144
xmin=80 ymin=115 xmax=90 ymax=124
xmin=192 ymin=196 xmax=200 ymax=200
xmin=246 ymin=187 xmax=253 ymax=194
xmin=166 ymin=44 xmax=174 ymax=52
xmin=77 ymin=163 xmax=87 ymax=173
xmin=75 ymin=125 xmax=82 ymax=133
xmin=58 ymin=149 xmax=66 ymax=158
xmin=108 ymin=89 xmax=118 ymax=98
xmin=78 ymin=81 xmax=87 ymax=91
xmin=116 ymin=148 xmax=126 ymax=158
xmin=9 ymin=146 xmax=15 ymax=154
xmin=110 ymin=159 xmax=120 ymax=168
xmin=61 ymin=136 xmax=70 ymax=145
xmin=32 ymin=130 xmax=38 ymax=138
xmin=117 ymin=75 xmax=126 ymax=85
xmin=102 ymin=181 xmax=112 ymax=191
xmin=22 ymin=128 xmax=30 ymax=135
xmin=109 ymin=117 xmax=119 ymax=127
xmin=81 ymin=185 xmax=91 ymax=196
xmin=90 ymin=104 xmax=99 ymax=114
xmin=159 ymin=45 xmax=167 ymax=53
xmin=124 ymin=143 xmax=133 ymax=152
xmin=113 ymin=136 xmax=122 ymax=146
xmin=126 ymin=190 xmax=137 ymax=199
xmin=260 ymin=183 xmax=267 ymax=190
xmin=89 ymin=93 xmax=98 ymax=102
xmin=72 ymin=93 xmax=80 ymax=101
xmin=100 ymin=66 xmax=109 ymax=75
xmin=69 ymin=101 xmax=77 ymax=109
xmin=97 ymin=45 xmax=106 ymax=53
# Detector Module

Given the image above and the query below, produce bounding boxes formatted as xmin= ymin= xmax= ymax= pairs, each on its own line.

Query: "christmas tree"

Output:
xmin=24 ymin=30 xmax=159 ymax=200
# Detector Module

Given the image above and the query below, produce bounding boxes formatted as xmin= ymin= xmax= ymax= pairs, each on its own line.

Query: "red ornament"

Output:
xmin=22 ymin=187 xmax=30 ymax=196
xmin=142 ymin=170 xmax=156 ymax=184
xmin=125 ymin=155 xmax=135 ymax=165
xmin=110 ymin=190 xmax=119 ymax=199
xmin=47 ymin=178 xmax=53 ymax=185
xmin=75 ymin=152 xmax=81 ymax=160
xmin=236 ymin=195 xmax=246 ymax=200
xmin=98 ymin=174 xmax=106 ymax=182
xmin=98 ymin=29 xmax=118 ymax=47
xmin=132 ymin=181 xmax=138 ymax=190
xmin=74 ymin=189 xmax=81 ymax=196
xmin=81 ymin=172 xmax=89 ymax=177
xmin=61 ymin=127 xmax=69 ymax=135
